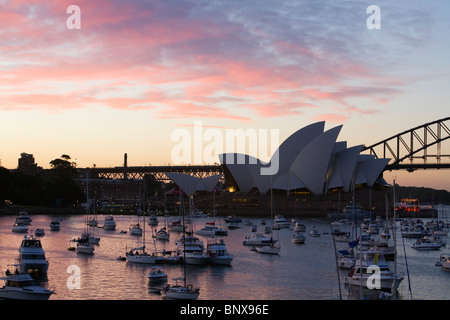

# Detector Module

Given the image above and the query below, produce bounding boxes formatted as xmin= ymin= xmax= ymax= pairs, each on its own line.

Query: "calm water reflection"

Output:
xmin=0 ymin=213 xmax=449 ymax=300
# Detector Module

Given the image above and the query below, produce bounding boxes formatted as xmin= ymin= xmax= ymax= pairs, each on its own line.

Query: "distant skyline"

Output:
xmin=1 ymin=1 xmax=449 ymax=191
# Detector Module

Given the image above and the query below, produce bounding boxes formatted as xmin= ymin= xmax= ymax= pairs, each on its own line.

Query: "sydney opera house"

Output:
xmin=219 ymin=121 xmax=390 ymax=196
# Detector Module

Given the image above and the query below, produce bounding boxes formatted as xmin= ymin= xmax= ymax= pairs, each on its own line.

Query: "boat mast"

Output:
xmin=181 ymin=190 xmax=187 ymax=288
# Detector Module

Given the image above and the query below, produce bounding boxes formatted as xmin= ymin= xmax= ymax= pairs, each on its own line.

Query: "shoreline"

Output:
xmin=0 ymin=206 xmax=438 ymax=219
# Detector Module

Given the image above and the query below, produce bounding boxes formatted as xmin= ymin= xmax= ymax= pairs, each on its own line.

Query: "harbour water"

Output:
xmin=0 ymin=210 xmax=449 ymax=301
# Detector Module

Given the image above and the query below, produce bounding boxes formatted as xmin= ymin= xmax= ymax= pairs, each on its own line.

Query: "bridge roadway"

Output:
xmin=78 ymin=164 xmax=223 ymax=182
xmin=77 ymin=161 xmax=450 ymax=184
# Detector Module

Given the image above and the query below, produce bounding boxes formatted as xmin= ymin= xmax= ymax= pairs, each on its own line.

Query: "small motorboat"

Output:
xmin=153 ymin=227 xmax=170 ymax=240
xmin=309 ymin=228 xmax=321 ymax=237
xmin=148 ymin=267 xmax=168 ymax=283
xmin=254 ymin=244 xmax=280 ymax=255
xmin=12 ymin=223 xmax=28 ymax=233
xmin=34 ymin=229 xmax=45 ymax=236
xmin=49 ymin=217 xmax=60 ymax=231
xmin=412 ymin=239 xmax=441 ymax=250
xmin=243 ymin=233 xmax=277 ymax=246
xmin=292 ymin=232 xmax=306 ymax=244
xmin=15 ymin=211 xmax=32 ymax=225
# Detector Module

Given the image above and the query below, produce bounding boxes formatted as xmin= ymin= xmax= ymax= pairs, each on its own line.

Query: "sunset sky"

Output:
xmin=1 ymin=0 xmax=449 ymax=190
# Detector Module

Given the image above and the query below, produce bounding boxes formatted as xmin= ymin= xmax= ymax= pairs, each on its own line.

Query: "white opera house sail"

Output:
xmin=219 ymin=122 xmax=390 ymax=196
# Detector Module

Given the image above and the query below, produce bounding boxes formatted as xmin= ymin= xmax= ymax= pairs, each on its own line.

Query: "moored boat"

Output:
xmin=205 ymin=238 xmax=233 ymax=265
xmin=291 ymin=232 xmax=306 ymax=244
xmin=273 ymin=215 xmax=290 ymax=229
xmin=345 ymin=251 xmax=404 ymax=292
xmin=163 ymin=279 xmax=199 ymax=300
xmin=242 ymin=233 xmax=277 ymax=246
xmin=15 ymin=211 xmax=32 ymax=225
xmin=0 ymin=269 xmax=54 ymax=300
xmin=148 ymin=267 xmax=167 ymax=283
xmin=17 ymin=234 xmax=49 ymax=275
xmin=103 ymin=215 xmax=116 ymax=230
xmin=49 ymin=217 xmax=60 ymax=231
xmin=12 ymin=223 xmax=28 ymax=233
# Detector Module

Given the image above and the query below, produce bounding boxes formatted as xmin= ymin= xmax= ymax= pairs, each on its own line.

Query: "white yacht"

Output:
xmin=437 ymin=254 xmax=450 ymax=270
xmin=402 ymin=226 xmax=426 ymax=238
xmin=242 ymin=233 xmax=277 ymax=246
xmin=273 ymin=215 xmax=290 ymax=229
xmin=411 ymin=239 xmax=441 ymax=250
xmin=76 ymin=238 xmax=95 ymax=254
xmin=148 ymin=215 xmax=159 ymax=226
xmin=129 ymin=223 xmax=143 ymax=236
xmin=190 ymin=208 xmax=208 ymax=218
xmin=291 ymin=232 xmax=306 ymax=244
xmin=254 ymin=244 xmax=281 ymax=255
xmin=293 ymin=221 xmax=306 ymax=232
xmin=103 ymin=215 xmax=116 ymax=230
xmin=345 ymin=251 xmax=404 ymax=292
xmin=17 ymin=234 xmax=49 ymax=275
xmin=0 ymin=270 xmax=54 ymax=300
xmin=12 ymin=223 xmax=28 ymax=233
xmin=35 ymin=229 xmax=45 ymax=237
xmin=163 ymin=279 xmax=199 ymax=300
xmin=87 ymin=217 xmax=98 ymax=227
xmin=309 ymin=228 xmax=321 ymax=237
xmin=126 ymin=246 xmax=157 ymax=264
xmin=337 ymin=249 xmax=355 ymax=269
xmin=81 ymin=231 xmax=100 ymax=245
xmin=153 ymin=227 xmax=170 ymax=240
xmin=15 ymin=211 xmax=32 ymax=225
xmin=148 ymin=267 xmax=167 ymax=283
xmin=49 ymin=217 xmax=60 ymax=231
xmin=205 ymin=238 xmax=233 ymax=265
xmin=195 ymin=223 xmax=228 ymax=237
xmin=176 ymin=236 xmax=207 ymax=265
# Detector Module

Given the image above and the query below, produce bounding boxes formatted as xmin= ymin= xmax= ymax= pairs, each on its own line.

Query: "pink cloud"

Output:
xmin=0 ymin=0 xmax=408 ymax=122
xmin=313 ymin=113 xmax=349 ymax=123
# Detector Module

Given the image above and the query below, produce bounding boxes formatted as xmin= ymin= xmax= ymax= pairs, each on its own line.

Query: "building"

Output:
xmin=17 ymin=153 xmax=42 ymax=175
xmin=219 ymin=121 xmax=390 ymax=196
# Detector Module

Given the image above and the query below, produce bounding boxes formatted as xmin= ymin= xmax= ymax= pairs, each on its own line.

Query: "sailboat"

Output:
xmin=76 ymin=174 xmax=95 ymax=254
xmin=163 ymin=191 xmax=200 ymax=300
xmin=126 ymin=202 xmax=156 ymax=264
xmin=152 ymin=191 xmax=170 ymax=240
xmin=255 ymin=184 xmax=280 ymax=255
xmin=129 ymin=192 xmax=143 ymax=236
xmin=83 ymin=194 xmax=100 ymax=244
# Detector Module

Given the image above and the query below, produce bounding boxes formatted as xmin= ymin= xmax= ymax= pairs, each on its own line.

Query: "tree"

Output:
xmin=47 ymin=154 xmax=83 ymax=206
xmin=50 ymin=154 xmax=76 ymax=171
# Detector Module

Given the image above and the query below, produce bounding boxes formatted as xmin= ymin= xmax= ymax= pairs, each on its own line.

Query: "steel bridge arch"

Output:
xmin=362 ymin=116 xmax=450 ymax=171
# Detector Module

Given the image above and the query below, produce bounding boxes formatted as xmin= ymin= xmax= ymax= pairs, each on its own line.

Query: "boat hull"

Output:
xmin=126 ymin=255 xmax=157 ymax=264
xmin=77 ymin=245 xmax=94 ymax=254
xmin=346 ymin=273 xmax=404 ymax=292
xmin=164 ymin=286 xmax=199 ymax=300
xmin=0 ymin=287 xmax=53 ymax=300
xmin=183 ymin=253 xmax=207 ymax=265
xmin=255 ymin=246 xmax=280 ymax=255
